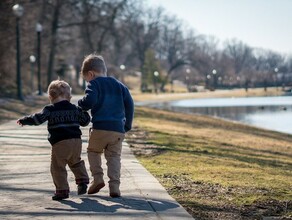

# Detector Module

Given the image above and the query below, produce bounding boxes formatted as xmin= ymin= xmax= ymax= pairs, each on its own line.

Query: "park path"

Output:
xmin=0 ymin=106 xmax=193 ymax=219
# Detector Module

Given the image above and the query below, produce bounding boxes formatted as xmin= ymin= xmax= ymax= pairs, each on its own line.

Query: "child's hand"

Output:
xmin=17 ymin=120 xmax=23 ymax=126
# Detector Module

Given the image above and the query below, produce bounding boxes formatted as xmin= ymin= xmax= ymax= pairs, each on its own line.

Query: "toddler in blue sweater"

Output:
xmin=78 ymin=54 xmax=134 ymax=197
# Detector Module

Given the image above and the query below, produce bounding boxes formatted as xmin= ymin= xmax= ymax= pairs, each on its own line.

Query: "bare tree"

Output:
xmin=0 ymin=1 xmax=16 ymax=96
xmin=45 ymin=0 xmax=66 ymax=86
xmin=67 ymin=0 xmax=128 ymax=54
xmin=224 ymin=39 xmax=253 ymax=75
xmin=224 ymin=39 xmax=254 ymax=90
xmin=253 ymin=49 xmax=285 ymax=89
xmin=125 ymin=6 xmax=163 ymax=90
xmin=157 ymin=16 xmax=190 ymax=91
xmin=188 ymin=35 xmax=220 ymax=88
xmin=1 ymin=0 xmax=292 ymax=98
xmin=107 ymin=0 xmax=141 ymax=68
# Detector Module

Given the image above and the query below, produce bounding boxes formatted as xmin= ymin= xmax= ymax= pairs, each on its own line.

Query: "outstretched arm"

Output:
xmin=17 ymin=107 xmax=50 ymax=126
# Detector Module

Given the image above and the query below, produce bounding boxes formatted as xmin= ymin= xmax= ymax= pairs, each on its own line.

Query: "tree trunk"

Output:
xmin=47 ymin=0 xmax=62 ymax=86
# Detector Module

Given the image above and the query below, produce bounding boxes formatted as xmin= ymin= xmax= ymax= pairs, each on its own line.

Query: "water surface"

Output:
xmin=141 ymin=96 xmax=292 ymax=135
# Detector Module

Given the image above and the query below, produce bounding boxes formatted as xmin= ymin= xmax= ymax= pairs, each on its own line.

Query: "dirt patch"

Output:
xmin=164 ymin=173 xmax=292 ymax=220
xmin=126 ymin=127 xmax=166 ymax=156
xmin=126 ymin=127 xmax=292 ymax=220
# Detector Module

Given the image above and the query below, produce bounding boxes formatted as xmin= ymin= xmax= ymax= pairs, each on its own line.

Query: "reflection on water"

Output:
xmin=171 ymin=96 xmax=292 ymax=107
xmin=143 ymin=96 xmax=292 ymax=135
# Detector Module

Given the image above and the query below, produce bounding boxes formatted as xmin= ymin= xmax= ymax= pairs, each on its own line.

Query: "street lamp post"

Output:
xmin=120 ymin=64 xmax=125 ymax=83
xmin=218 ymin=76 xmax=222 ymax=87
xmin=29 ymin=55 xmax=36 ymax=93
xmin=236 ymin=76 xmax=241 ymax=88
xmin=12 ymin=4 xmax=24 ymax=100
xmin=36 ymin=23 xmax=43 ymax=95
xmin=274 ymin=67 xmax=279 ymax=90
xmin=212 ymin=69 xmax=217 ymax=90
xmin=153 ymin=71 xmax=159 ymax=94
xmin=186 ymin=68 xmax=190 ymax=92
xmin=206 ymin=74 xmax=211 ymax=90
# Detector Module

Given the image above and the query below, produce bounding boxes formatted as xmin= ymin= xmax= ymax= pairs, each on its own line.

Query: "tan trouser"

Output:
xmin=88 ymin=129 xmax=125 ymax=193
xmin=51 ymin=138 xmax=89 ymax=195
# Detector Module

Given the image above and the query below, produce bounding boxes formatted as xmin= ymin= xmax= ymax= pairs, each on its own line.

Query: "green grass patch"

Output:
xmin=128 ymin=106 xmax=292 ymax=218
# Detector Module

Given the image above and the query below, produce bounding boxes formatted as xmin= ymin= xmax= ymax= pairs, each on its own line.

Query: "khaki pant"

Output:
xmin=88 ymin=129 xmax=125 ymax=194
xmin=51 ymin=138 xmax=89 ymax=195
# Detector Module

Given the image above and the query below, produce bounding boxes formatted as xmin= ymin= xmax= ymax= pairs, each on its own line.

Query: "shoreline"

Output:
xmin=133 ymin=88 xmax=291 ymax=136
xmin=131 ymin=87 xmax=284 ymax=102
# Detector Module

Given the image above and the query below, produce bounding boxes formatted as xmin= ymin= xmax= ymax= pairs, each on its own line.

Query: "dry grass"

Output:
xmin=127 ymin=106 xmax=292 ymax=219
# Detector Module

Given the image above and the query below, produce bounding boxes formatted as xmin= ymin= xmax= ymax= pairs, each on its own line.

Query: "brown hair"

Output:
xmin=80 ymin=54 xmax=107 ymax=76
xmin=47 ymin=79 xmax=71 ymax=100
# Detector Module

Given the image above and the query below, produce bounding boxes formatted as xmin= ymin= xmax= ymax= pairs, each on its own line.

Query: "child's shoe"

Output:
xmin=87 ymin=181 xmax=105 ymax=194
xmin=110 ymin=192 xmax=121 ymax=198
xmin=78 ymin=183 xmax=88 ymax=195
xmin=109 ymin=184 xmax=121 ymax=198
xmin=52 ymin=194 xmax=69 ymax=201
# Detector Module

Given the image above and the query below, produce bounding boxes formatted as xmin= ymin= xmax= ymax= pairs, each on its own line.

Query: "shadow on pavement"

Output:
xmin=47 ymin=198 xmax=123 ymax=213
xmin=46 ymin=195 xmax=179 ymax=213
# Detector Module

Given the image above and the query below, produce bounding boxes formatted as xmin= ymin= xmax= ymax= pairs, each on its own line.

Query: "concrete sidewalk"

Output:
xmin=0 ymin=120 xmax=193 ymax=219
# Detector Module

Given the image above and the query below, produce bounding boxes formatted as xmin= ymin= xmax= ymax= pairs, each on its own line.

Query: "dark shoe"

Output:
xmin=110 ymin=192 xmax=121 ymax=198
xmin=109 ymin=184 xmax=120 ymax=198
xmin=88 ymin=182 xmax=105 ymax=194
xmin=52 ymin=194 xmax=69 ymax=201
xmin=78 ymin=183 xmax=88 ymax=195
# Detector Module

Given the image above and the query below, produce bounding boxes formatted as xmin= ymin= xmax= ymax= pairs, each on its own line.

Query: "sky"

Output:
xmin=147 ymin=0 xmax=292 ymax=55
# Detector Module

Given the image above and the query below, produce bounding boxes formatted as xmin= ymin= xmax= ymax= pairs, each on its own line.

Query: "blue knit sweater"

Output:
xmin=78 ymin=76 xmax=134 ymax=133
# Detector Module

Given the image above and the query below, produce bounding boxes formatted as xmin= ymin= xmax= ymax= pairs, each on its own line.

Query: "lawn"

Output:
xmin=127 ymin=106 xmax=292 ymax=219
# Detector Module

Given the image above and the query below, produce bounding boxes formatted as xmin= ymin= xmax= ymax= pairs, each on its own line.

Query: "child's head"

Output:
xmin=47 ymin=79 xmax=71 ymax=103
xmin=81 ymin=54 xmax=107 ymax=82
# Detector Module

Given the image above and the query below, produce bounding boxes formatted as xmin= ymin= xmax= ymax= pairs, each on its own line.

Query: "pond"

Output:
xmin=139 ymin=96 xmax=292 ymax=135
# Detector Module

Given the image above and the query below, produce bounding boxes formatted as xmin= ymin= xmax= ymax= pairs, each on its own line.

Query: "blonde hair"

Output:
xmin=47 ymin=79 xmax=71 ymax=101
xmin=80 ymin=54 xmax=107 ymax=76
